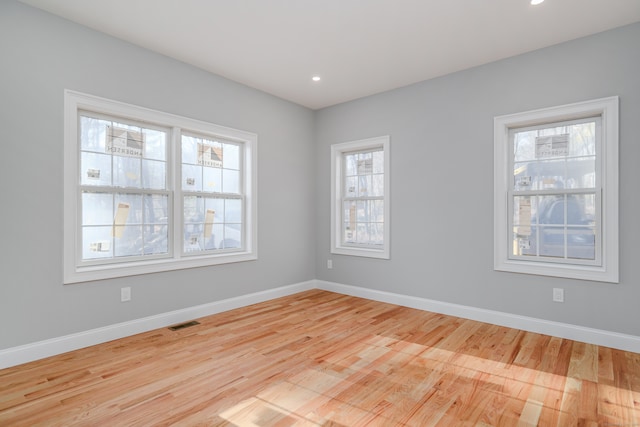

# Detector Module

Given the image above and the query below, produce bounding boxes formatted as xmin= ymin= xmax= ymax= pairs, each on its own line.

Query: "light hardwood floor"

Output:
xmin=1 ymin=290 xmax=639 ymax=426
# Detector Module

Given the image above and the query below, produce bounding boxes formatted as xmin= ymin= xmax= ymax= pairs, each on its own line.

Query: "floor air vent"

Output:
xmin=168 ymin=320 xmax=200 ymax=331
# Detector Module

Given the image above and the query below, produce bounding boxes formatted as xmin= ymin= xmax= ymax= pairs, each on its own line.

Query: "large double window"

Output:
xmin=64 ymin=90 xmax=257 ymax=283
xmin=494 ymin=97 xmax=618 ymax=282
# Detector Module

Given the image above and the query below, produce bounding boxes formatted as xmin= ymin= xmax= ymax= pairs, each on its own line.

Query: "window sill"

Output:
xmin=331 ymin=245 xmax=390 ymax=260
xmin=494 ymin=258 xmax=617 ymax=283
xmin=64 ymin=251 xmax=257 ymax=284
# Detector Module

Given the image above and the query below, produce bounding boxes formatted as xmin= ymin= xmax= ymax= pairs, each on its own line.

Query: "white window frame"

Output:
xmin=331 ymin=136 xmax=390 ymax=259
xmin=64 ymin=90 xmax=257 ymax=284
xmin=494 ymin=97 xmax=618 ymax=283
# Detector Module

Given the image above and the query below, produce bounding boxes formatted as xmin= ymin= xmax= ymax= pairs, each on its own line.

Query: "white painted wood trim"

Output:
xmin=315 ymin=280 xmax=640 ymax=353
xmin=0 ymin=281 xmax=315 ymax=370
xmin=3 ymin=279 xmax=638 ymax=370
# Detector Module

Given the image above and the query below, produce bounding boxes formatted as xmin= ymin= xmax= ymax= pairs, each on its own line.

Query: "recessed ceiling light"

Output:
xmin=531 ymin=0 xmax=544 ymax=5
xmin=312 ymin=76 xmax=321 ymax=82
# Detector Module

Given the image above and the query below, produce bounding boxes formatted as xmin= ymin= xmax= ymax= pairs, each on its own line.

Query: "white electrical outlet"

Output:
xmin=553 ymin=288 xmax=564 ymax=303
xmin=327 ymin=259 xmax=333 ymax=269
xmin=121 ymin=287 xmax=131 ymax=302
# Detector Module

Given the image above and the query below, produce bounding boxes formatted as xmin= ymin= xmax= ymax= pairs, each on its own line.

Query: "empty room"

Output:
xmin=1 ymin=0 xmax=640 ymax=425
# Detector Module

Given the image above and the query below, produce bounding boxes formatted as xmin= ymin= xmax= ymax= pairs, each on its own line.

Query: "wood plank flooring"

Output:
xmin=1 ymin=289 xmax=639 ymax=426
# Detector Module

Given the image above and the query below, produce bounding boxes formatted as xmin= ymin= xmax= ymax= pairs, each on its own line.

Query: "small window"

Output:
xmin=331 ymin=136 xmax=390 ymax=259
xmin=494 ymin=97 xmax=618 ymax=282
xmin=64 ymin=90 xmax=257 ymax=283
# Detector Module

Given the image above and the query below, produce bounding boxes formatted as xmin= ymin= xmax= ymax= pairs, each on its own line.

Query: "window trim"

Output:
xmin=493 ymin=96 xmax=618 ymax=283
xmin=330 ymin=136 xmax=390 ymax=259
xmin=64 ymin=90 xmax=257 ymax=284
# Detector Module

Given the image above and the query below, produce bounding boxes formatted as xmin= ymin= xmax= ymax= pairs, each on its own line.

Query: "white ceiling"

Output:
xmin=19 ymin=0 xmax=640 ymax=110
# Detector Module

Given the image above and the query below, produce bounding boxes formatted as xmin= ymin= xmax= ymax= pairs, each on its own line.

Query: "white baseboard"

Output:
xmin=0 ymin=281 xmax=315 ymax=370
xmin=2 ymin=279 xmax=638 ymax=370
xmin=315 ymin=280 xmax=640 ymax=354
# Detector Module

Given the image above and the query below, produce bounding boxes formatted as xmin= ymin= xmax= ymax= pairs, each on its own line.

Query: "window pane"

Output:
xmin=80 ymin=116 xmax=108 ymax=153
xmin=567 ymin=122 xmax=596 ymax=156
xmin=512 ymin=196 xmax=536 ymax=257
xmin=569 ymin=194 xmax=595 ymax=225
xmin=181 ymin=135 xmax=198 ymax=164
xmin=513 ymin=131 xmax=536 ymax=162
xmin=356 ymin=223 xmax=370 ymax=244
xmin=115 ymin=194 xmax=143 ymax=224
xmin=357 ymin=152 xmax=373 ymax=174
xmin=567 ymin=226 xmax=595 ymax=260
xmin=358 ymin=175 xmax=371 ymax=197
xmin=207 ymin=223 xmax=224 ymax=250
xmin=114 ymin=225 xmax=143 ymax=257
xmin=144 ymin=224 xmax=168 ymax=255
xmin=372 ymin=150 xmax=384 ymax=174
xmin=538 ymin=226 xmax=565 ymax=258
xmin=143 ymin=194 xmax=168 ymax=224
xmin=205 ymin=198 xmax=225 ymax=223
xmin=183 ymin=196 xmax=205 ymax=252
xmin=222 ymin=224 xmax=242 ymax=249
xmin=182 ymin=164 xmax=202 ymax=192
xmin=203 ymin=166 xmax=222 ymax=193
xmin=343 ymin=201 xmax=356 ymax=239
xmin=371 ymin=174 xmax=384 ymax=197
xmin=371 ymin=200 xmax=384 ymax=222
xmin=513 ymin=162 xmax=531 ymax=190
xmin=538 ymin=195 xmax=565 ymax=225
xmin=198 ymin=139 xmax=223 ymax=168
xmin=223 ymin=143 xmax=240 ymax=170
xmin=81 ymin=152 xmax=112 ymax=186
xmin=225 ymin=198 xmax=242 ymax=223
xmin=343 ymin=221 xmax=355 ymax=243
xmin=513 ymin=229 xmax=533 ymax=257
xmin=345 ymin=154 xmax=358 ymax=176
xmin=113 ymin=156 xmax=141 ymax=188
xmin=82 ymin=226 xmax=113 ymax=260
xmin=142 ymin=159 xmax=166 ymax=190
xmin=566 ymin=158 xmax=596 ymax=189
xmin=513 ymin=195 xmax=533 ymax=231
xmin=356 ymin=200 xmax=369 ymax=222
xmin=82 ymin=192 xmax=113 ymax=225
xmin=223 ymin=169 xmax=240 ymax=194
xmin=143 ymin=128 xmax=166 ymax=161
xmin=370 ymin=223 xmax=384 ymax=245
xmin=184 ymin=195 xmax=204 ymax=224
xmin=345 ymin=176 xmax=357 ymax=197
xmin=566 ymin=194 xmax=591 ymax=225
xmin=538 ymin=161 xmax=567 ymax=191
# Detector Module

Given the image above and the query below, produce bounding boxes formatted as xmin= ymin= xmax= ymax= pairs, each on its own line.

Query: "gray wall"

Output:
xmin=0 ymin=1 xmax=316 ymax=349
xmin=316 ymin=23 xmax=640 ymax=336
